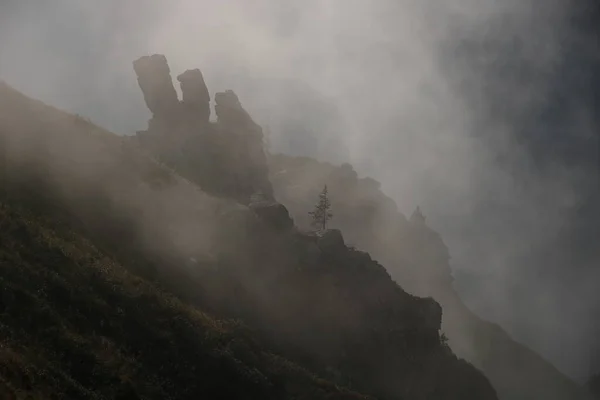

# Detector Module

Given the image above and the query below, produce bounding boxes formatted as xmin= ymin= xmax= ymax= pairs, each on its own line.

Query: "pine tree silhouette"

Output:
xmin=309 ymin=185 xmax=333 ymax=231
xmin=410 ymin=206 xmax=426 ymax=224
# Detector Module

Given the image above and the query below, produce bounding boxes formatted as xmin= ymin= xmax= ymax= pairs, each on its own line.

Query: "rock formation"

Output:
xmin=317 ymin=228 xmax=346 ymax=253
xmin=269 ymin=153 xmax=591 ymax=400
xmin=132 ymin=54 xmax=180 ymax=121
xmin=132 ymin=54 xmax=274 ymax=205
xmin=177 ymin=69 xmax=210 ymax=123
xmin=214 ymin=90 xmax=274 ymax=202
xmin=248 ymin=200 xmax=294 ymax=231
xmin=0 ymin=76 xmax=500 ymax=400
xmin=215 ymin=90 xmax=257 ymax=132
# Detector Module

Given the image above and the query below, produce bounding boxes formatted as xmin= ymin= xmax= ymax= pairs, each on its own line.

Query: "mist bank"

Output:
xmin=0 ymin=78 xmax=505 ymax=400
xmin=1 ymin=0 xmax=598 ymax=380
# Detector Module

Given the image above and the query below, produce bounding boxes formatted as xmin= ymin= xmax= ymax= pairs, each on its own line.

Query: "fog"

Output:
xmin=1 ymin=0 xmax=598 ymax=382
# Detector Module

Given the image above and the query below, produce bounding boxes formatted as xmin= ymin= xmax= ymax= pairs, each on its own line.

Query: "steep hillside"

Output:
xmin=0 ymin=82 xmax=369 ymax=400
xmin=0 ymin=204 xmax=370 ymax=400
xmin=269 ymin=154 xmax=590 ymax=400
xmin=0 ymin=63 xmax=497 ymax=400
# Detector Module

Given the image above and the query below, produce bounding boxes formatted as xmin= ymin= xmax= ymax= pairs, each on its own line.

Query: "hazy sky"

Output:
xmin=1 ymin=0 xmax=598 ymax=381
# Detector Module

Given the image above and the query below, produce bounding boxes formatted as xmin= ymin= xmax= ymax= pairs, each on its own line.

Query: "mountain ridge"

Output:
xmin=0 ymin=70 xmax=496 ymax=400
xmin=269 ymin=153 xmax=592 ymax=400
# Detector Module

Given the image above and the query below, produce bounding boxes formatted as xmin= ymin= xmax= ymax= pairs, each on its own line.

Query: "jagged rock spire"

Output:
xmin=131 ymin=55 xmax=274 ymax=204
xmin=177 ymin=69 xmax=210 ymax=123
xmin=214 ymin=90 xmax=249 ymax=127
xmin=214 ymin=90 xmax=242 ymax=111
xmin=132 ymin=54 xmax=180 ymax=119
xmin=213 ymin=90 xmax=273 ymax=201
xmin=214 ymin=90 xmax=264 ymax=135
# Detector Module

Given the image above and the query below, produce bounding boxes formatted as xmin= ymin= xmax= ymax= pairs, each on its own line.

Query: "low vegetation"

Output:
xmin=0 ymin=78 xmax=499 ymax=399
xmin=0 ymin=203 xmax=370 ymax=399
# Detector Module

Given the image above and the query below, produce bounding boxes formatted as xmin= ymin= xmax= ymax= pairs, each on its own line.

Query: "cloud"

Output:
xmin=1 ymin=0 xmax=598 ymax=380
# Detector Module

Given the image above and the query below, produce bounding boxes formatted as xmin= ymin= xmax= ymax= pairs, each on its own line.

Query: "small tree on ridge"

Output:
xmin=309 ymin=185 xmax=333 ymax=231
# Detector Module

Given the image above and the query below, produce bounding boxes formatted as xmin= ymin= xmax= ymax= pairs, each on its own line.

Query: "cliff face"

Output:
xmin=269 ymin=154 xmax=590 ymax=400
xmin=0 ymin=62 xmax=498 ymax=400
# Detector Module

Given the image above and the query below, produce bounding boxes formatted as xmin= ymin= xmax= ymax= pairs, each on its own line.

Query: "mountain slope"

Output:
xmin=0 ymin=71 xmax=497 ymax=400
xmin=0 ymin=204 xmax=369 ymax=400
xmin=0 ymin=82 xmax=370 ymax=400
xmin=269 ymin=153 xmax=591 ymax=400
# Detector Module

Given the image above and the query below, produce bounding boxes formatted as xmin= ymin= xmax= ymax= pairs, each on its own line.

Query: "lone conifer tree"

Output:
xmin=410 ymin=206 xmax=426 ymax=224
xmin=309 ymin=185 xmax=333 ymax=231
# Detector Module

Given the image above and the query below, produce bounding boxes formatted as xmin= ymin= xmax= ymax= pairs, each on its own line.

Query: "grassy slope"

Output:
xmin=0 ymin=82 xmax=370 ymax=399
xmin=0 ymin=204 xmax=370 ymax=400
xmin=0 ymin=81 xmax=501 ymax=400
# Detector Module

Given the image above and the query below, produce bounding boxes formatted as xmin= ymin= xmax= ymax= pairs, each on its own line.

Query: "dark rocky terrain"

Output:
xmin=269 ymin=153 xmax=593 ymax=400
xmin=0 ymin=55 xmax=501 ymax=399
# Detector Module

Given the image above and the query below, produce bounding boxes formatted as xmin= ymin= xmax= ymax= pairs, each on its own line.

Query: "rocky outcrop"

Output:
xmin=0 ymin=80 xmax=499 ymax=400
xmin=215 ymin=90 xmax=261 ymax=134
xmin=132 ymin=55 xmax=273 ymax=204
xmin=177 ymin=69 xmax=210 ymax=123
xmin=317 ymin=229 xmax=346 ymax=253
xmin=132 ymin=55 xmax=180 ymax=121
xmin=215 ymin=90 xmax=274 ymax=203
xmin=249 ymin=200 xmax=293 ymax=231
xmin=416 ymin=296 xmax=443 ymax=332
xmin=269 ymin=154 xmax=591 ymax=400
